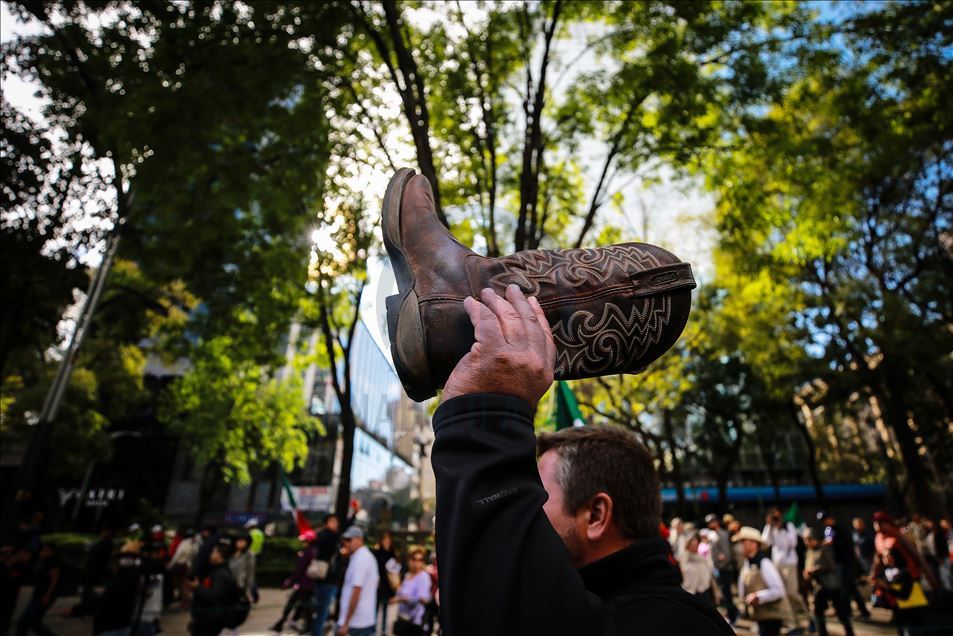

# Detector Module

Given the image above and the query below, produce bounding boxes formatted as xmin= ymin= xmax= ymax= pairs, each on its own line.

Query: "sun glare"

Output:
xmin=310 ymin=224 xmax=339 ymax=254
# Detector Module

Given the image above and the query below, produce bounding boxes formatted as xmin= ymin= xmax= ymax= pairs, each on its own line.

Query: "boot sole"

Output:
xmin=381 ymin=169 xmax=436 ymax=402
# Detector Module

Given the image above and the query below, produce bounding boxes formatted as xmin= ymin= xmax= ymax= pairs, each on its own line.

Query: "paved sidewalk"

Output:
xmin=9 ymin=586 xmax=904 ymax=635
xmin=9 ymin=587 xmax=402 ymax=635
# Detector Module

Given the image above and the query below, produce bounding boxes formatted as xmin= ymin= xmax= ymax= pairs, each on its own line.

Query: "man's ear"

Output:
xmin=585 ymin=492 xmax=614 ymax=541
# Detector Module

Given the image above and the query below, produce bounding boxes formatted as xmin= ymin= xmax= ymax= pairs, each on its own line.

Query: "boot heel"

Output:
xmin=386 ymin=292 xmax=434 ymax=402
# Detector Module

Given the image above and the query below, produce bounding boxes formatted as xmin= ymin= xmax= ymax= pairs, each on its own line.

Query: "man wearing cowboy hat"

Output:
xmin=735 ymin=525 xmax=791 ymax=636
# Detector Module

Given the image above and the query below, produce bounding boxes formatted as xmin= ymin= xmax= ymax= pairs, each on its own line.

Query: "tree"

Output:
xmin=2 ymin=0 xmax=350 ymax=527
xmin=302 ymin=194 xmax=374 ymax=521
xmin=159 ymin=333 xmax=319 ymax=525
xmin=345 ymin=1 xmax=811 ymax=254
xmin=707 ymin=2 xmax=952 ymax=516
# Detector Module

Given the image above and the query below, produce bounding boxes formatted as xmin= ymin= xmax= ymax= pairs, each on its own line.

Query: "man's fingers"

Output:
xmin=506 ymin=284 xmax=549 ymax=357
xmin=463 ymin=296 xmax=505 ymax=347
xmin=529 ymin=295 xmax=556 ymax=367
xmin=504 ymin=284 xmax=543 ymax=352
xmin=480 ymin=287 xmax=526 ymax=344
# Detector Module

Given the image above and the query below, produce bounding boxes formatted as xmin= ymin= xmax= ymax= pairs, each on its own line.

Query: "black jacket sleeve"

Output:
xmin=433 ymin=393 xmax=603 ymax=636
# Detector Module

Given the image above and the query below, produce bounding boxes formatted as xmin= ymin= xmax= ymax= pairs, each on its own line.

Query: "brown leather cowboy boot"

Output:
xmin=383 ymin=168 xmax=696 ymax=401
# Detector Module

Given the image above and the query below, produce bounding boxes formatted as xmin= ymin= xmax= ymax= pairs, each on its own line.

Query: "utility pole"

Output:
xmin=2 ymin=229 xmax=121 ymax=541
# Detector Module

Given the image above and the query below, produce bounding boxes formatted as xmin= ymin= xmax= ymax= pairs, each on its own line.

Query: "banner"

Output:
xmin=280 ymin=485 xmax=332 ymax=513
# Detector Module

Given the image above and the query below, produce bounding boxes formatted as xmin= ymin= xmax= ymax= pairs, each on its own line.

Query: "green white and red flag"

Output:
xmin=279 ymin=468 xmax=314 ymax=536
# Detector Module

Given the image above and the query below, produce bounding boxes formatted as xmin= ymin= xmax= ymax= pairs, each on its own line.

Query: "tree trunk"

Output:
xmin=867 ymin=413 xmax=906 ymax=514
xmin=515 ymin=0 xmax=561 ymax=251
xmin=662 ymin=410 xmax=686 ymax=517
xmin=759 ymin=433 xmax=782 ymax=506
xmin=880 ymin=360 xmax=942 ymax=517
xmin=194 ymin=462 xmax=216 ymax=528
xmin=334 ymin=408 xmax=357 ymax=520
xmin=790 ymin=404 xmax=826 ymax=506
xmin=246 ymin=477 xmax=258 ymax=512
xmin=379 ymin=1 xmax=446 ymax=226
xmin=267 ymin=463 xmax=280 ymax=512
xmin=716 ymin=474 xmax=729 ymax=511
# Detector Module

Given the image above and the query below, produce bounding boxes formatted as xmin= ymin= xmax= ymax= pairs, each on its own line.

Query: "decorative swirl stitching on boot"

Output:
xmin=489 ymin=246 xmax=664 ymax=295
xmin=552 ymin=296 xmax=672 ymax=377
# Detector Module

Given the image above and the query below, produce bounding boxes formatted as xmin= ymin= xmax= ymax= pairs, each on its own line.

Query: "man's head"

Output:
xmin=732 ymin=526 xmax=763 ymax=559
xmin=705 ymin=513 xmax=721 ymax=530
xmin=323 ymin=513 xmax=340 ymax=533
xmin=537 ymin=426 xmax=661 ymax=568
xmin=210 ymin=542 xmax=229 ymax=565
xmin=685 ymin=532 xmax=701 ymax=554
xmin=340 ymin=525 xmax=365 ymax=555
xmin=803 ymin=527 xmax=822 ymax=549
xmin=852 ymin=517 xmax=866 ymax=532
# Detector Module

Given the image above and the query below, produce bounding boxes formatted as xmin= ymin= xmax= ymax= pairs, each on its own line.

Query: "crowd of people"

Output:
xmin=666 ymin=509 xmax=953 ymax=635
xmin=269 ymin=515 xmax=436 ymax=636
xmin=4 ymin=500 xmax=952 ymax=636
xmin=1 ymin=518 xmax=262 ymax=636
xmin=1 ymin=513 xmax=438 ymax=636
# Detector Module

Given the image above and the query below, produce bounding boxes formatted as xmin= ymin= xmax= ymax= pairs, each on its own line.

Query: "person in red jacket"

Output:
xmin=872 ymin=512 xmax=937 ymax=589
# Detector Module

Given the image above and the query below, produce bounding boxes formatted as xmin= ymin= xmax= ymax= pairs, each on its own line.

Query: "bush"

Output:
xmin=44 ymin=532 xmax=96 ymax=596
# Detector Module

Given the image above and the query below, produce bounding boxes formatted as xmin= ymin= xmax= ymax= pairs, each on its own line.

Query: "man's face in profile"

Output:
xmin=538 ymin=450 xmax=586 ymax=567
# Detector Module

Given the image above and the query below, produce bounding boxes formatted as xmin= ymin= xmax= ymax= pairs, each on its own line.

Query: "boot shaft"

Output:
xmin=418 ymin=243 xmax=694 ymax=389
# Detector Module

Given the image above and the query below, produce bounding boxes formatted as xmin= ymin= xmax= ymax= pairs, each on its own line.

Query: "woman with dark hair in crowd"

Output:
xmin=188 ymin=542 xmax=245 ymax=636
xmin=229 ymin=534 xmax=255 ymax=605
xmin=872 ymin=547 xmax=930 ymax=636
xmin=391 ymin=546 xmax=432 ymax=636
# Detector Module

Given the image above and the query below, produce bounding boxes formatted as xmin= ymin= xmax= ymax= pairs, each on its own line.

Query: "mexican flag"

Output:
xmin=552 ymin=380 xmax=585 ymax=430
xmin=279 ymin=468 xmax=314 ymax=535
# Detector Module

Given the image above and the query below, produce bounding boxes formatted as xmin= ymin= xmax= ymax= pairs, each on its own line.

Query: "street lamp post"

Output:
xmin=2 ymin=230 xmax=122 ymax=542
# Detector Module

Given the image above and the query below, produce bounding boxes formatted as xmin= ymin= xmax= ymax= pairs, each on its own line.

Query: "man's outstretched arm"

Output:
xmin=433 ymin=286 xmax=603 ymax=635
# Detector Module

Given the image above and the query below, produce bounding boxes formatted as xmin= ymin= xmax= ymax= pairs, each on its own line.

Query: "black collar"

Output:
xmin=578 ymin=537 xmax=682 ymax=600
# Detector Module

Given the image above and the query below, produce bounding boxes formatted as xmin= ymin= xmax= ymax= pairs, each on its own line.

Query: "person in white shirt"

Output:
xmin=762 ymin=508 xmax=810 ymax=632
xmin=337 ymin=526 xmax=379 ymax=636
xmin=736 ymin=526 xmax=792 ymax=636
xmin=679 ymin=532 xmax=715 ymax=606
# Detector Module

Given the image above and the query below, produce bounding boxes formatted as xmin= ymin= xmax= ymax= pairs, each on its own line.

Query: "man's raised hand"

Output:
xmin=442 ymin=284 xmax=555 ymax=406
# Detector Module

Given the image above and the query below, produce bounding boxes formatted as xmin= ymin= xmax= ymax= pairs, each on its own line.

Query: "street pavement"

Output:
xmin=10 ymin=586 xmax=903 ymax=635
